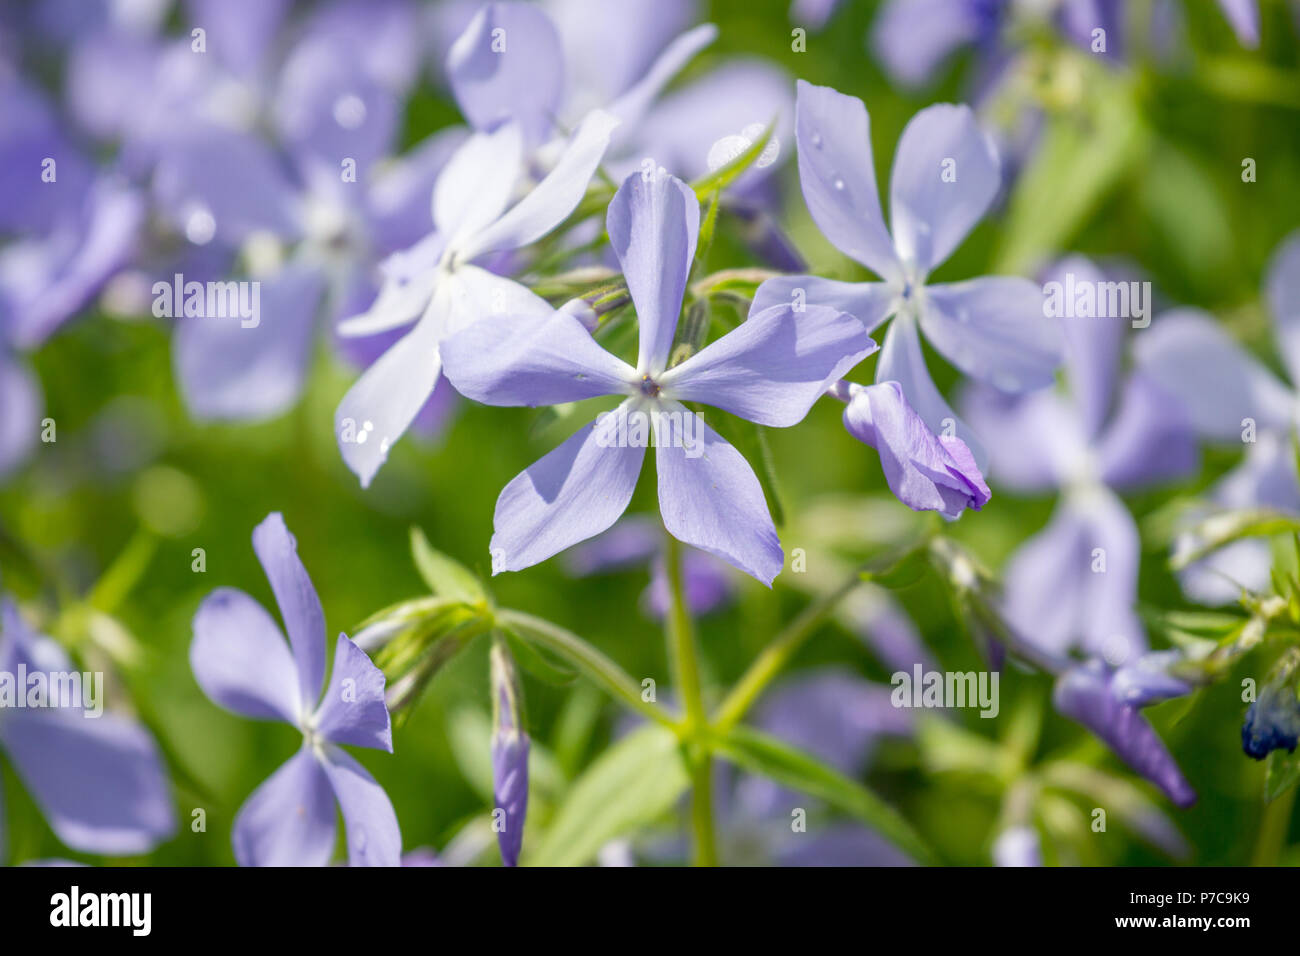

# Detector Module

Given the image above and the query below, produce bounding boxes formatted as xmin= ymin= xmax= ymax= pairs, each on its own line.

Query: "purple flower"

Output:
xmin=832 ymin=380 xmax=990 ymax=518
xmin=565 ymin=516 xmax=736 ymax=618
xmin=1135 ymin=232 xmax=1300 ymax=604
xmin=0 ymin=73 xmax=144 ymax=477
xmin=1242 ymin=651 xmax=1300 ymax=760
xmin=752 ymin=81 xmax=1062 ymax=468
xmin=489 ymin=640 xmax=529 ymax=867
xmin=869 ymin=0 xmax=1125 ymax=90
xmin=0 ymin=600 xmax=176 ymax=856
xmin=334 ymin=110 xmax=619 ymax=487
xmin=992 ymin=825 xmax=1042 ymax=867
xmin=446 ymin=2 xmax=793 ymax=192
xmin=964 ymin=257 xmax=1197 ymax=664
xmin=1053 ymin=657 xmax=1195 ymax=807
xmin=190 ymin=513 xmax=401 ymax=866
xmin=733 ymin=670 xmax=915 ymax=865
xmin=441 ymin=170 xmax=873 ymax=583
xmin=1216 ymin=0 xmax=1260 ymax=47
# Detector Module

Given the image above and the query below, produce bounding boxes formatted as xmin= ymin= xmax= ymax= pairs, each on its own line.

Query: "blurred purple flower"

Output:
xmin=442 ymin=170 xmax=873 ymax=583
xmin=1053 ymin=657 xmax=1196 ymax=807
xmin=730 ymin=670 xmax=915 ymax=865
xmin=992 ymin=825 xmax=1042 ymax=867
xmin=869 ymin=0 xmax=1125 ymax=91
xmin=753 ymin=81 xmax=1062 ymax=469
xmin=0 ymin=73 xmax=144 ymax=478
xmin=334 ymin=110 xmax=618 ymax=487
xmin=1216 ymin=0 xmax=1260 ymax=47
xmin=565 ymin=516 xmax=736 ymax=618
xmin=964 ymin=256 xmax=1197 ymax=664
xmin=1135 ymin=232 xmax=1300 ymax=604
xmin=832 ymin=379 xmax=990 ymax=518
xmin=190 ymin=512 xmax=401 ymax=866
xmin=0 ymin=600 xmax=176 ymax=856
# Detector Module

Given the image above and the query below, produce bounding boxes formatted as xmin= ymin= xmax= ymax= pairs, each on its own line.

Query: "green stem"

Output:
xmin=1252 ymin=783 xmax=1296 ymax=866
xmin=664 ymin=534 xmax=717 ymax=866
xmin=713 ymin=572 xmax=862 ymax=734
xmin=496 ymin=609 xmax=675 ymax=729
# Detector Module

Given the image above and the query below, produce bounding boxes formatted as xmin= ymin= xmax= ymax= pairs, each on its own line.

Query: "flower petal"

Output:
xmin=190 ymin=587 xmax=301 ymax=723
xmin=654 ymin=406 xmax=782 ymax=585
xmin=920 ymin=277 xmax=1062 ymax=392
xmin=1267 ymin=231 xmax=1300 ymax=384
xmin=433 ymin=123 xmax=523 ymax=247
xmin=490 ymin=404 xmax=646 ymax=572
xmin=252 ymin=513 xmax=327 ymax=710
xmin=314 ymin=635 xmax=393 ymax=753
xmin=319 ymin=745 xmax=402 ymax=867
xmin=604 ymin=24 xmax=717 ymax=131
xmin=1216 ymin=0 xmax=1260 ymax=47
xmin=459 ymin=109 xmax=620 ymax=261
xmin=876 ymin=313 xmax=986 ymax=470
xmin=1133 ymin=307 xmax=1293 ymax=441
xmin=749 ymin=276 xmax=896 ymax=335
xmin=1003 ymin=490 xmax=1144 ymax=663
xmin=1054 ymin=661 xmax=1196 ymax=808
xmin=232 ymin=747 xmax=337 ymax=867
xmin=793 ymin=80 xmax=900 ymax=281
xmin=0 ymin=357 xmax=40 ymax=478
xmin=441 ymin=308 xmax=635 ymax=407
xmin=662 ymin=303 xmax=874 ymax=427
xmin=870 ymin=0 xmax=988 ymax=89
xmin=888 ymin=104 xmax=999 ymax=274
xmin=960 ymin=386 xmax=1079 ymax=492
xmin=1046 ymin=255 xmax=1127 ymax=440
xmin=152 ymin=124 xmax=301 ymax=244
xmin=336 ymin=232 xmax=445 ymax=338
xmin=335 ymin=284 xmax=448 ymax=487
xmin=846 ymin=382 xmax=989 ymax=518
xmin=0 ymin=708 xmax=176 ymax=856
xmin=607 ymin=170 xmax=699 ymax=374
xmin=1097 ymin=373 xmax=1198 ymax=491
xmin=446 ymin=1 xmax=564 ymax=147
xmin=491 ymin=730 xmax=529 ymax=867
xmin=173 ymin=264 xmax=325 ymax=422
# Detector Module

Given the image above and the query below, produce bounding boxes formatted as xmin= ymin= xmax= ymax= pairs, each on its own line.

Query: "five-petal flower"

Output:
xmin=752 ymin=80 xmax=1063 ymax=467
xmin=334 ymin=109 xmax=620 ymax=487
xmin=442 ymin=169 xmax=874 ymax=583
xmin=190 ymin=512 xmax=400 ymax=866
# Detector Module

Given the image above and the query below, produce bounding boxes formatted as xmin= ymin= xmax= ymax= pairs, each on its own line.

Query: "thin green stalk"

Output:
xmin=1252 ymin=783 xmax=1296 ymax=866
xmin=496 ymin=609 xmax=675 ymax=728
xmin=664 ymin=534 xmax=717 ymax=866
xmin=713 ymin=573 xmax=862 ymax=734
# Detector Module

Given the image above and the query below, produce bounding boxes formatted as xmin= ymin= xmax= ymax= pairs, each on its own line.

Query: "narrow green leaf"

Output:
xmin=1265 ymin=748 xmax=1300 ymax=802
xmin=713 ymin=724 xmax=937 ymax=864
xmin=500 ymin=624 xmax=578 ymax=686
xmin=1170 ymin=509 xmax=1300 ymax=571
xmin=528 ymin=725 xmax=689 ymax=866
xmin=410 ymin=527 xmax=486 ymax=603
xmin=688 ymin=118 xmax=776 ymax=199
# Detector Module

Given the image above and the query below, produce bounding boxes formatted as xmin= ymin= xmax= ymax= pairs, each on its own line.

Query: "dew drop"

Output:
xmin=333 ymin=94 xmax=367 ymax=130
xmin=183 ymin=204 xmax=216 ymax=245
xmin=832 ymin=177 xmax=845 ymax=191
xmin=811 ymin=132 xmax=824 ymax=148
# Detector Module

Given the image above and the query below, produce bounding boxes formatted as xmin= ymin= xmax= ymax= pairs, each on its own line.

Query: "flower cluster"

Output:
xmin=1 ymin=0 xmax=1296 ymax=871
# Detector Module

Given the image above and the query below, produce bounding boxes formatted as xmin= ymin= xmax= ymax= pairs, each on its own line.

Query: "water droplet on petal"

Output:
xmin=333 ymin=93 xmax=367 ymax=130
xmin=832 ymin=177 xmax=845 ymax=191
xmin=811 ymin=132 xmax=824 ymax=148
xmin=183 ymin=204 xmax=216 ymax=245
